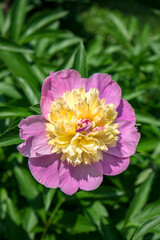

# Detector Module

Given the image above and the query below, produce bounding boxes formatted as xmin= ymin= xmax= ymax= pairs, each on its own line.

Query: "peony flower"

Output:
xmin=17 ymin=69 xmax=140 ymax=195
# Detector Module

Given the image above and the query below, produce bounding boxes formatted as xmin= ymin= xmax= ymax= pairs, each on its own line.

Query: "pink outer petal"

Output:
xmin=107 ymin=120 xmax=140 ymax=158
xmin=59 ymin=161 xmax=103 ymax=195
xmin=29 ymin=154 xmax=61 ymax=188
xmin=58 ymin=162 xmax=79 ymax=195
xmin=17 ymin=137 xmax=37 ymax=158
xmin=19 ymin=115 xmax=46 ymax=140
xmin=32 ymin=131 xmax=51 ymax=155
xmin=50 ymin=69 xmax=87 ymax=99
xmin=117 ymin=99 xmax=136 ymax=125
xmin=41 ymin=76 xmax=52 ymax=98
xmin=101 ymin=153 xmax=130 ymax=176
xmin=85 ymin=73 xmax=121 ymax=108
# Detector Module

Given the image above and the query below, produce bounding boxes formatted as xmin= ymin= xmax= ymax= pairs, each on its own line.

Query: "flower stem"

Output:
xmin=40 ymin=196 xmax=65 ymax=240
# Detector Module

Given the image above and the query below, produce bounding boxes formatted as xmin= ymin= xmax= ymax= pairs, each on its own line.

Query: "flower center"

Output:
xmin=46 ymin=88 xmax=119 ymax=166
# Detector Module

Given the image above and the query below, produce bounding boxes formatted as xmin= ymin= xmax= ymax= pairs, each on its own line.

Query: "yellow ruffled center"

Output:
xmin=46 ymin=88 xmax=119 ymax=166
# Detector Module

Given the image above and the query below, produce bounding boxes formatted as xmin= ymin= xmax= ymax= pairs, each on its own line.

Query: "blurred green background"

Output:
xmin=0 ymin=0 xmax=160 ymax=239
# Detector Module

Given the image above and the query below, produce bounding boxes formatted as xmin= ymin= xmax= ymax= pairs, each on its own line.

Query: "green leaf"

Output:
xmin=14 ymin=166 xmax=39 ymax=200
xmin=47 ymin=38 xmax=80 ymax=56
xmin=108 ymin=12 xmax=130 ymax=41
xmin=134 ymin=199 xmax=160 ymax=224
xmin=29 ymin=104 xmax=41 ymax=115
xmin=22 ymin=207 xmax=38 ymax=233
xmin=0 ymin=51 xmax=40 ymax=104
xmin=17 ymin=77 xmax=40 ymax=105
xmin=124 ymin=172 xmax=155 ymax=227
xmin=101 ymin=217 xmax=122 ymax=240
xmin=7 ymin=198 xmax=21 ymax=225
xmin=132 ymin=216 xmax=160 ymax=240
xmin=73 ymin=41 xmax=88 ymax=77
xmin=136 ymin=114 xmax=160 ymax=127
xmin=83 ymin=201 xmax=108 ymax=230
xmin=0 ymin=125 xmax=22 ymax=147
xmin=6 ymin=198 xmax=29 ymax=240
xmin=20 ymin=10 xmax=68 ymax=42
xmin=76 ymin=186 xmax=124 ymax=200
xmin=0 ymin=106 xmax=31 ymax=119
xmin=1 ymin=6 xmax=13 ymax=37
xmin=0 ymin=37 xmax=33 ymax=53
xmin=0 ymin=4 xmax=4 ymax=33
xmin=123 ymin=90 xmax=145 ymax=101
xmin=11 ymin=0 xmax=28 ymax=41
xmin=20 ymin=30 xmax=73 ymax=43
xmin=43 ymin=189 xmax=56 ymax=211
xmin=61 ymin=48 xmax=77 ymax=69
xmin=0 ymin=82 xmax=22 ymax=99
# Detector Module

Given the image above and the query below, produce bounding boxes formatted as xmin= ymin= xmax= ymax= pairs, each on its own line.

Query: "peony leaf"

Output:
xmin=132 ymin=216 xmax=160 ymax=240
xmin=11 ymin=0 xmax=28 ymax=41
xmin=124 ymin=172 xmax=155 ymax=226
xmin=73 ymin=41 xmax=88 ymax=78
xmin=14 ymin=166 xmax=39 ymax=200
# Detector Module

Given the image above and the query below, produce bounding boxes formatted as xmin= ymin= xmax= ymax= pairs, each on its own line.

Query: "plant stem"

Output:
xmin=40 ymin=196 xmax=65 ymax=240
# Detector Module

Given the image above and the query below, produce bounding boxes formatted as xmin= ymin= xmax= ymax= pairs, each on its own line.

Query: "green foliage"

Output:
xmin=0 ymin=1 xmax=160 ymax=240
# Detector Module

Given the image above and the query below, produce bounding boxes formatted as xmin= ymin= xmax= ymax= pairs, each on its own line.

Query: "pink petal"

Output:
xmin=59 ymin=161 xmax=103 ymax=195
xmin=85 ymin=73 xmax=111 ymax=95
xmin=117 ymin=99 xmax=136 ymax=125
xmin=108 ymin=120 xmax=140 ymax=158
xmin=17 ymin=137 xmax=37 ymax=158
xmin=19 ymin=115 xmax=46 ymax=140
xmin=74 ymin=162 xmax=103 ymax=191
xmin=101 ymin=80 xmax=121 ymax=108
xmin=50 ymin=69 xmax=87 ymax=98
xmin=32 ymin=131 xmax=51 ymax=155
xmin=85 ymin=73 xmax=121 ymax=108
xmin=101 ymin=153 xmax=130 ymax=176
xmin=29 ymin=154 xmax=60 ymax=188
xmin=40 ymin=94 xmax=53 ymax=120
xmin=59 ymin=162 xmax=79 ymax=195
xmin=41 ymin=76 xmax=52 ymax=98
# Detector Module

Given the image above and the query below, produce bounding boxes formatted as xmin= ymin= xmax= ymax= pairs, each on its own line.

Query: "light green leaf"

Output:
xmin=20 ymin=30 xmax=73 ymax=43
xmin=0 ymin=128 xmax=22 ymax=147
xmin=17 ymin=77 xmax=40 ymax=105
xmin=22 ymin=207 xmax=38 ymax=233
xmin=0 ymin=82 xmax=22 ymax=99
xmin=123 ymin=90 xmax=145 ymax=101
xmin=84 ymin=201 xmax=108 ymax=230
xmin=29 ymin=104 xmax=41 ymax=115
xmin=136 ymin=114 xmax=160 ymax=127
xmin=61 ymin=48 xmax=77 ymax=69
xmin=47 ymin=38 xmax=80 ymax=56
xmin=132 ymin=216 xmax=160 ymax=240
xmin=14 ymin=166 xmax=39 ymax=200
xmin=11 ymin=0 xmax=28 ymax=41
xmin=0 ymin=4 xmax=4 ymax=33
xmin=73 ymin=41 xmax=88 ymax=77
xmin=20 ymin=10 xmax=68 ymax=42
xmin=0 ymin=106 xmax=31 ymax=119
xmin=1 ymin=6 xmax=13 ymax=36
xmin=108 ymin=12 xmax=130 ymax=41
xmin=0 ymin=37 xmax=33 ymax=53
xmin=43 ymin=189 xmax=56 ymax=211
xmin=0 ymin=51 xmax=40 ymax=104
xmin=7 ymin=198 xmax=21 ymax=225
xmin=124 ymin=172 xmax=155 ymax=226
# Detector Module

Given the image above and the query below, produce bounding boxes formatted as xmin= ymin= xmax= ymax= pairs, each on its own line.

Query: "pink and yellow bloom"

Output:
xmin=18 ymin=69 xmax=140 ymax=195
